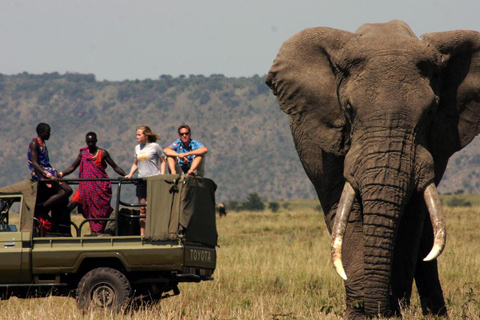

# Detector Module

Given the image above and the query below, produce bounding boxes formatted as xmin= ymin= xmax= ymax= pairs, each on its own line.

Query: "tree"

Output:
xmin=446 ymin=197 xmax=471 ymax=207
xmin=268 ymin=202 xmax=280 ymax=213
xmin=243 ymin=193 xmax=265 ymax=211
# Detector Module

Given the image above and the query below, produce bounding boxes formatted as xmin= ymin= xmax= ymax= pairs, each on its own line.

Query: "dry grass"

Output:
xmin=2 ymin=204 xmax=480 ymax=319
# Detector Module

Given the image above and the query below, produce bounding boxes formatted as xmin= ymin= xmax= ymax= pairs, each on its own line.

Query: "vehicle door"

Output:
xmin=0 ymin=196 xmax=24 ymax=283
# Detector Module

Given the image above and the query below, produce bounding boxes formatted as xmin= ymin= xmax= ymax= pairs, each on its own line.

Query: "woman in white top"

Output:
xmin=126 ymin=125 xmax=165 ymax=235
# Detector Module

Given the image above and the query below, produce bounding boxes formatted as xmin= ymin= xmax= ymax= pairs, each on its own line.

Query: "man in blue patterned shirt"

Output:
xmin=164 ymin=125 xmax=208 ymax=176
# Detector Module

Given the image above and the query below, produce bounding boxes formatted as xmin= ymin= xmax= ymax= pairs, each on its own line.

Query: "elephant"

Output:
xmin=266 ymin=20 xmax=480 ymax=319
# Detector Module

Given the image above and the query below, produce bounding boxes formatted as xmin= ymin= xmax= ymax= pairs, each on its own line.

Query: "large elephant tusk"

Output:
xmin=331 ymin=182 xmax=356 ymax=280
xmin=423 ymin=183 xmax=447 ymax=261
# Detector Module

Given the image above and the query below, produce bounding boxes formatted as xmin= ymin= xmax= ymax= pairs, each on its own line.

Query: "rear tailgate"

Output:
xmin=181 ymin=243 xmax=216 ymax=280
xmin=184 ymin=243 xmax=216 ymax=269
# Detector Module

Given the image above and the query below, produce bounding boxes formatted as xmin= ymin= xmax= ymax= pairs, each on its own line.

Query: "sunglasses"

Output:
xmin=179 ymin=132 xmax=190 ymax=136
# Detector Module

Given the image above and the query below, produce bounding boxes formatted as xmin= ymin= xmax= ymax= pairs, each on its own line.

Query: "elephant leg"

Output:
xmin=339 ymin=201 xmax=366 ymax=319
xmin=415 ymin=215 xmax=447 ymax=317
xmin=314 ymin=151 xmax=366 ymax=319
xmin=324 ymin=198 xmax=365 ymax=319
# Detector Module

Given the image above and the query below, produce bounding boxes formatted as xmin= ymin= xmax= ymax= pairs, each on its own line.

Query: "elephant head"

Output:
xmin=266 ymin=20 xmax=480 ymax=318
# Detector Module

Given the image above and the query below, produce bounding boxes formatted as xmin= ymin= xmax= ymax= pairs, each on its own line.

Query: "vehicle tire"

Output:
xmin=76 ymin=267 xmax=132 ymax=313
xmin=0 ymin=288 xmax=11 ymax=300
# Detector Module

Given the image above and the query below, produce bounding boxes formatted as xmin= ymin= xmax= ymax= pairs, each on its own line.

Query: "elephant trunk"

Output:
xmin=361 ymin=181 xmax=408 ymax=316
xmin=344 ymin=127 xmax=420 ymax=316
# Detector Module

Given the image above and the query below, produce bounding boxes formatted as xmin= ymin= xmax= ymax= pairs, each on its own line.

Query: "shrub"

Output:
xmin=268 ymin=202 xmax=280 ymax=213
xmin=447 ymin=197 xmax=471 ymax=207
xmin=242 ymin=193 xmax=265 ymax=211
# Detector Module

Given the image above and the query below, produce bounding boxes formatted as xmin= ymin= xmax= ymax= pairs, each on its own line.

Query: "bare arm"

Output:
xmin=163 ymin=146 xmax=177 ymax=158
xmin=163 ymin=146 xmax=208 ymax=159
xmin=102 ymin=149 xmax=127 ymax=176
xmin=160 ymin=156 xmax=166 ymax=175
xmin=60 ymin=151 xmax=82 ymax=177
xmin=125 ymin=157 xmax=138 ymax=178
xmin=187 ymin=146 xmax=208 ymax=157
xmin=29 ymin=139 xmax=57 ymax=181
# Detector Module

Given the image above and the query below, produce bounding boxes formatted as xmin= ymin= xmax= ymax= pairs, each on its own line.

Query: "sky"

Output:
xmin=1 ymin=0 xmax=480 ymax=81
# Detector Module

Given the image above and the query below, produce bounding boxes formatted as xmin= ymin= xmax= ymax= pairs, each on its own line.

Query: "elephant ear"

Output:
xmin=266 ymin=27 xmax=354 ymax=156
xmin=422 ymin=30 xmax=480 ymax=178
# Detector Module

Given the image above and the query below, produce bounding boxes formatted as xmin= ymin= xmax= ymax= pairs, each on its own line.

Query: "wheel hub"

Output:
xmin=91 ymin=282 xmax=116 ymax=308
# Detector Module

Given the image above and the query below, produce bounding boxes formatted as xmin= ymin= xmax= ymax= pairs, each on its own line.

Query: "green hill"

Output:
xmin=0 ymin=72 xmax=316 ymax=202
xmin=0 ymin=72 xmax=478 ymax=202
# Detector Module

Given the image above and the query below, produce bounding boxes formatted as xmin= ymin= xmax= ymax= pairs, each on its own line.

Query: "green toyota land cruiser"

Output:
xmin=0 ymin=174 xmax=217 ymax=312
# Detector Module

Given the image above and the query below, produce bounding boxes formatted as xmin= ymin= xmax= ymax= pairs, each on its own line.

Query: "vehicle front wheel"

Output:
xmin=76 ymin=267 xmax=132 ymax=313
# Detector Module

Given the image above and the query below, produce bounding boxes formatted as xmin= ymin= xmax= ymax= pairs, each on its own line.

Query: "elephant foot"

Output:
xmin=345 ymin=299 xmax=405 ymax=320
xmin=344 ymin=310 xmax=365 ymax=320
xmin=389 ymin=294 xmax=406 ymax=318
xmin=345 ymin=301 xmax=365 ymax=320
xmin=421 ymin=302 xmax=447 ymax=317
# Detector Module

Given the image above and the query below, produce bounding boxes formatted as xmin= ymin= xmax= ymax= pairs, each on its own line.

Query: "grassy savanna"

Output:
xmin=2 ymin=198 xmax=480 ymax=319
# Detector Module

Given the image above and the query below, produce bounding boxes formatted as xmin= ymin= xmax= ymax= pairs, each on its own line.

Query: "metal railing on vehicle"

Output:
xmin=37 ymin=177 xmax=146 ymax=237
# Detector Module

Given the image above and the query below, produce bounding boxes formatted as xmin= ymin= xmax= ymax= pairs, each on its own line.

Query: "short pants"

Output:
xmin=136 ymin=180 xmax=147 ymax=199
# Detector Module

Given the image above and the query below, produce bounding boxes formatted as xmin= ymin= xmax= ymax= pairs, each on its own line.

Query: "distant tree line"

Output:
xmin=446 ymin=197 xmax=471 ymax=207
xmin=225 ymin=192 xmax=288 ymax=213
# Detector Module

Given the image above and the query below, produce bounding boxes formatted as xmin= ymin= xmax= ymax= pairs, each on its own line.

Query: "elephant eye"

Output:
xmin=417 ymin=60 xmax=436 ymax=78
xmin=336 ymin=65 xmax=350 ymax=78
xmin=344 ymin=102 xmax=354 ymax=122
xmin=417 ymin=60 xmax=441 ymax=97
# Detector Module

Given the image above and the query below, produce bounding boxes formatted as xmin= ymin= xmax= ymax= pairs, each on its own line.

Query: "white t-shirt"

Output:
xmin=135 ymin=142 xmax=165 ymax=178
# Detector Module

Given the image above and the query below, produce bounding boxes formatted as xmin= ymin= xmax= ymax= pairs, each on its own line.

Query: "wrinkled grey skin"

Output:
xmin=266 ymin=20 xmax=480 ymax=319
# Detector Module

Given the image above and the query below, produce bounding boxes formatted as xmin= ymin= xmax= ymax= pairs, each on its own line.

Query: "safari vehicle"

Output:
xmin=0 ymin=174 xmax=217 ymax=311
